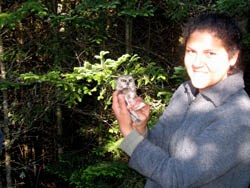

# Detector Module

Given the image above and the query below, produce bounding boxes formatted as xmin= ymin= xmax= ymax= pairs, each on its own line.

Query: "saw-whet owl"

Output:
xmin=115 ymin=75 xmax=145 ymax=122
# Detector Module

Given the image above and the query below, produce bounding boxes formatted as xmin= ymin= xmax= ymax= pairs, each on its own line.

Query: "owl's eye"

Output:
xmin=121 ymin=79 xmax=126 ymax=82
xmin=128 ymin=79 xmax=133 ymax=82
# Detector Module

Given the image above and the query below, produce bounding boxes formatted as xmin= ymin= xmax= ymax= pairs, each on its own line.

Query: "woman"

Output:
xmin=112 ymin=13 xmax=250 ymax=187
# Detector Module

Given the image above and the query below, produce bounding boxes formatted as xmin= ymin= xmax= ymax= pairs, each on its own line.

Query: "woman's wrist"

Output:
xmin=134 ymin=126 xmax=147 ymax=136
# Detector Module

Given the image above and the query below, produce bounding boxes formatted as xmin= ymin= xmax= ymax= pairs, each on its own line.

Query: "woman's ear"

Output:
xmin=229 ymin=50 xmax=240 ymax=66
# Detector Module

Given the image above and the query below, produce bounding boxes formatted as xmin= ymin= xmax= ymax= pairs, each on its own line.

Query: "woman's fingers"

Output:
xmin=112 ymin=91 xmax=133 ymax=137
xmin=112 ymin=91 xmax=150 ymax=137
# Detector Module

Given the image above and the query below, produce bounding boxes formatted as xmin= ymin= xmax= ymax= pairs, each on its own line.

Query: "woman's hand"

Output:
xmin=112 ymin=91 xmax=150 ymax=137
xmin=129 ymin=97 xmax=150 ymax=136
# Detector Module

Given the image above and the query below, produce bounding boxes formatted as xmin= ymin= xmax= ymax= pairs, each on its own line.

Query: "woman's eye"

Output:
xmin=206 ymin=51 xmax=216 ymax=57
xmin=186 ymin=49 xmax=195 ymax=54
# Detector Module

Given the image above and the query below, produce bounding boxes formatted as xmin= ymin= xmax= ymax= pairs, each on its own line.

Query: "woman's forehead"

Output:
xmin=187 ymin=31 xmax=223 ymax=45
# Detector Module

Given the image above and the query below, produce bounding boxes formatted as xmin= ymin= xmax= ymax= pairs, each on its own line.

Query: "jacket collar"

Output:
xmin=185 ymin=72 xmax=245 ymax=107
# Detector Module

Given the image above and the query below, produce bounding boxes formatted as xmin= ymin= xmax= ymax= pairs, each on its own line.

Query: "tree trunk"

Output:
xmin=146 ymin=18 xmax=151 ymax=56
xmin=0 ymin=24 xmax=12 ymax=188
xmin=125 ymin=17 xmax=133 ymax=54
xmin=56 ymin=105 xmax=63 ymax=158
xmin=51 ymin=0 xmax=64 ymax=159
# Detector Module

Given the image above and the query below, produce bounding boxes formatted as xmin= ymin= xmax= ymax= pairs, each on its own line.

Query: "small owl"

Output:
xmin=115 ymin=75 xmax=145 ymax=122
xmin=116 ymin=75 xmax=137 ymax=105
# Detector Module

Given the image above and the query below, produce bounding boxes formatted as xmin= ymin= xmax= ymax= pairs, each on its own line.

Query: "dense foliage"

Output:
xmin=0 ymin=0 xmax=249 ymax=187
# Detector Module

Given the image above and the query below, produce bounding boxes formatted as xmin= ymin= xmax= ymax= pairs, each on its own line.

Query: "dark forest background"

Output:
xmin=0 ymin=0 xmax=250 ymax=187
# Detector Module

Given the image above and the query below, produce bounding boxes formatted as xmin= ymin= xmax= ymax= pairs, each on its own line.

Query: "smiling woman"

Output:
xmin=183 ymin=13 xmax=241 ymax=91
xmin=184 ymin=31 xmax=238 ymax=90
xmin=183 ymin=13 xmax=242 ymax=73
xmin=112 ymin=13 xmax=250 ymax=188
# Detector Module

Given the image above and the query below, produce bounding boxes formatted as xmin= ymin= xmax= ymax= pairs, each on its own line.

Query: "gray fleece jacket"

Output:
xmin=120 ymin=72 xmax=250 ymax=188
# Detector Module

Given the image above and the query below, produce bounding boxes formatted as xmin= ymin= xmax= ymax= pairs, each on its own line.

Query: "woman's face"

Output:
xmin=184 ymin=31 xmax=239 ymax=90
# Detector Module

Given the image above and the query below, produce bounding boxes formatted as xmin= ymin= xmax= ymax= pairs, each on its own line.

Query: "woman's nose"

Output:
xmin=193 ymin=54 xmax=204 ymax=66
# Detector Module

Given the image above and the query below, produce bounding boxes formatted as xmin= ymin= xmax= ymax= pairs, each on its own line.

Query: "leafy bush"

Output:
xmin=26 ymin=51 xmax=185 ymax=187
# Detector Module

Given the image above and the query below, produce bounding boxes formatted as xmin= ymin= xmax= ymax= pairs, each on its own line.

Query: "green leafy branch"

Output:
xmin=0 ymin=1 xmax=48 ymax=30
xmin=19 ymin=51 xmax=138 ymax=107
xmin=0 ymin=79 xmax=21 ymax=91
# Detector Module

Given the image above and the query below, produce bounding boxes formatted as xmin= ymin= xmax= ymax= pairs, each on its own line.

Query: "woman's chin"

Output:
xmin=191 ymin=79 xmax=209 ymax=90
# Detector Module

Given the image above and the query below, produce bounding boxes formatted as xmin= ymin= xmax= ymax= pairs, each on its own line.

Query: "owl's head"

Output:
xmin=115 ymin=75 xmax=136 ymax=91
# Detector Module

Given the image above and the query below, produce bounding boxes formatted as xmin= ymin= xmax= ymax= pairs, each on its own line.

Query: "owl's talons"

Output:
xmin=130 ymin=110 xmax=141 ymax=122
